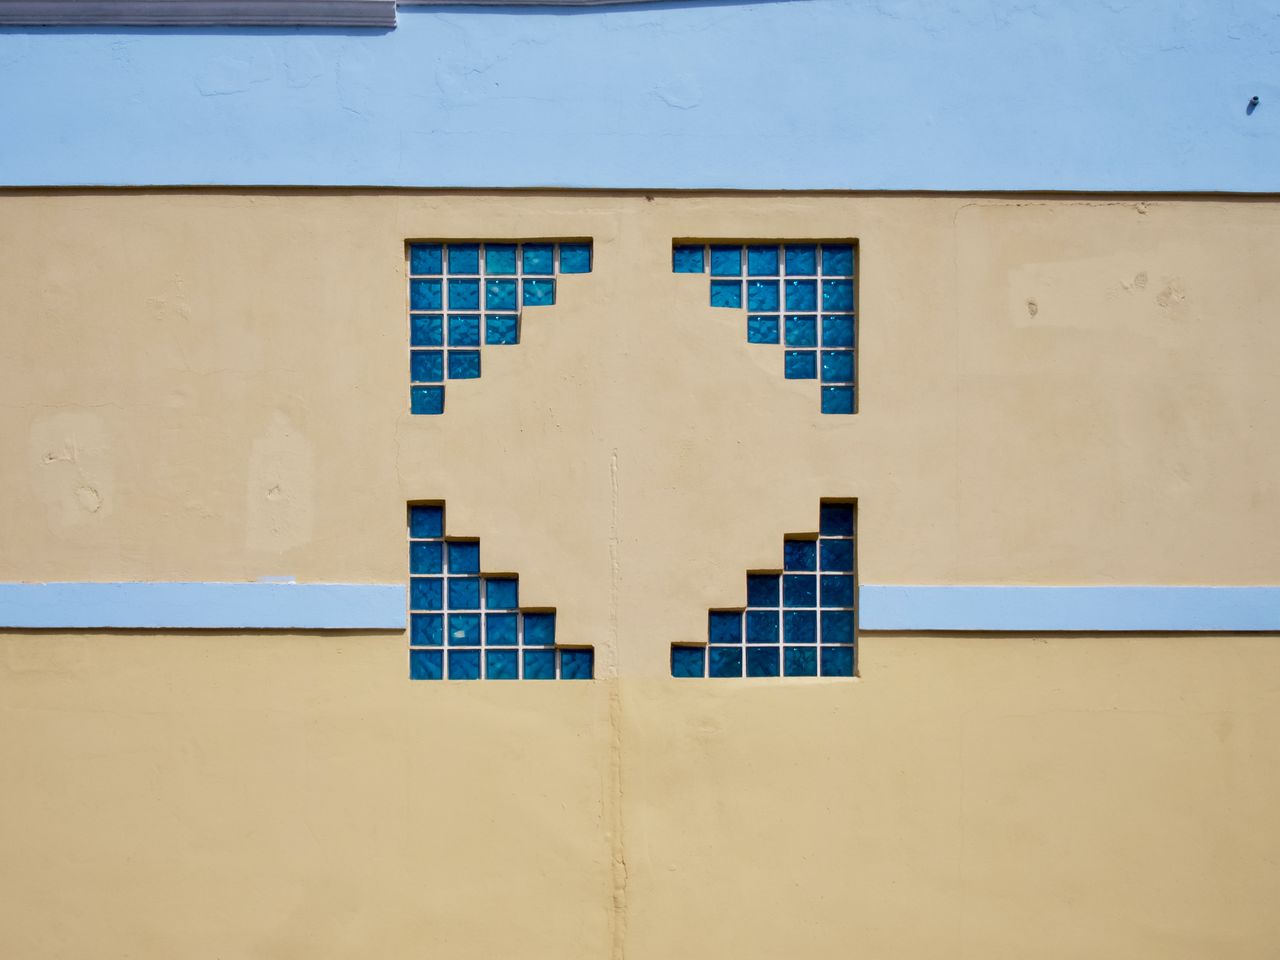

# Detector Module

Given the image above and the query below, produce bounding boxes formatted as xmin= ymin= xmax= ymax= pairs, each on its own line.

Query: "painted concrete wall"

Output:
xmin=0 ymin=0 xmax=1277 ymax=190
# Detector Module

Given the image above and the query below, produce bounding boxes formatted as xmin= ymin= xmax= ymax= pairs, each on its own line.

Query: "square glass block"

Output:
xmin=410 ymin=541 xmax=444 ymax=574
xmin=784 ymin=539 xmax=817 ymax=571
xmin=820 ymin=574 xmax=856 ymax=608
xmin=821 ymin=350 xmax=854 ymax=383
xmin=747 ymin=245 xmax=780 ymax=277
xmin=784 ymin=610 xmax=817 ymax=644
xmin=709 ymin=610 xmax=743 ymax=645
xmin=821 ymin=645 xmax=855 ymax=677
xmin=409 ymin=243 xmax=443 ymax=276
xmin=448 ymin=278 xmax=480 ymax=311
xmin=485 ymin=279 xmax=517 ymax=311
xmin=746 ymin=280 xmax=780 ymax=312
xmin=709 ymin=646 xmax=743 ymax=678
xmin=560 ymin=648 xmax=594 ymax=680
xmin=410 ymin=649 xmax=443 ymax=680
xmin=821 ymin=610 xmax=855 ymax=644
xmin=784 ymin=645 xmax=818 ymax=677
xmin=486 ymin=613 xmax=518 ymax=646
xmin=672 ymin=245 xmax=705 ymax=273
xmin=485 ymin=243 xmax=517 ymax=276
xmin=486 ymin=315 xmax=518 ymax=345
xmin=784 ymin=315 xmax=817 ymax=347
xmin=448 ymin=314 xmax=480 ymax=346
xmin=411 ymin=385 xmax=444 ymax=415
xmin=783 ymin=574 xmax=817 ymax=607
xmin=523 ymin=612 xmax=555 ymax=645
xmin=448 ymin=648 xmax=481 ymax=680
xmin=785 ymin=350 xmax=817 ymax=379
xmin=709 ymin=245 xmax=742 ymax=277
xmin=523 ymin=279 xmax=555 ymax=306
xmin=710 ymin=280 xmax=742 ymax=309
xmin=822 ymin=315 xmax=855 ymax=347
xmin=448 ymin=577 xmax=481 ymax=610
xmin=559 ymin=243 xmax=592 ymax=274
xmin=822 ymin=279 xmax=854 ymax=312
xmin=746 ymin=645 xmax=781 ymax=677
xmin=448 ymin=350 xmax=481 ymax=380
xmin=410 ymin=314 xmax=443 ymax=347
xmin=409 ymin=504 xmax=444 ymax=538
xmin=447 ymin=243 xmax=480 ymax=275
xmin=410 ymin=577 xmax=443 ymax=611
xmin=746 ymin=610 xmax=779 ymax=644
xmin=671 ymin=644 xmax=706 ymax=678
xmin=820 ymin=503 xmax=855 ymax=536
xmin=448 ymin=613 xmax=481 ymax=645
xmin=410 ymin=612 xmax=443 ymax=646
xmin=448 ymin=540 xmax=480 ymax=573
xmin=820 ymin=538 xmax=855 ymax=571
xmin=410 ymin=279 xmax=443 ymax=311
xmin=785 ymin=244 xmax=817 ymax=275
xmin=746 ymin=573 xmax=780 ymax=606
xmin=410 ymin=349 xmax=444 ymax=383
xmin=747 ymin=315 xmax=779 ymax=344
xmin=485 ymin=649 xmax=519 ymax=679
xmin=785 ymin=279 xmax=817 ymax=311
xmin=486 ymin=578 xmax=518 ymax=610
xmin=524 ymin=648 xmax=556 ymax=680
xmin=821 ymin=244 xmax=854 ymax=276
xmin=822 ymin=386 xmax=855 ymax=415
xmin=522 ymin=243 xmax=555 ymax=276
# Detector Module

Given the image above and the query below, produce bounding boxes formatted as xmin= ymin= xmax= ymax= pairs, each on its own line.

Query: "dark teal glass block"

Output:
xmin=747 ymin=315 xmax=779 ymax=343
xmin=448 ymin=540 xmax=480 ymax=573
xmin=486 ymin=613 xmax=518 ymax=645
xmin=409 ymin=504 xmax=444 ymax=538
xmin=785 ymin=244 xmax=817 ymax=275
xmin=820 ymin=575 xmax=856 ymax=607
xmin=410 ymin=613 xmax=443 ymax=646
xmin=447 ymin=243 xmax=480 ymax=275
xmin=746 ymin=610 xmax=779 ymax=644
xmin=709 ymin=646 xmax=743 ymax=678
xmin=784 ymin=646 xmax=818 ymax=677
xmin=522 ymin=243 xmax=555 ymax=275
xmin=821 ymin=350 xmax=854 ymax=383
xmin=784 ymin=540 xmax=816 ymax=571
xmin=783 ymin=574 xmax=817 ymax=607
xmin=449 ymin=577 xmax=481 ymax=609
xmin=486 ymin=649 xmax=519 ymax=679
xmin=448 ymin=314 xmax=480 ymax=346
xmin=448 ymin=649 xmax=481 ymax=680
xmin=784 ymin=610 xmax=817 ymax=644
xmin=821 ymin=610 xmax=855 ymax=644
xmin=485 ymin=315 xmax=518 ymax=345
xmin=410 ymin=314 xmax=444 ymax=347
xmin=409 ymin=243 xmax=443 ymax=276
xmin=747 ymin=245 xmax=780 ymax=276
xmin=410 ymin=649 xmax=443 ymax=680
xmin=524 ymin=648 xmax=556 ymax=679
xmin=410 ymin=350 xmax=444 ymax=383
xmin=822 ymin=315 xmax=856 ymax=347
xmin=485 ymin=243 xmax=517 ymax=276
xmin=524 ymin=612 xmax=555 ymax=646
xmin=746 ymin=574 xmax=779 ymax=606
xmin=485 ymin=279 xmax=517 ymax=311
xmin=821 ymin=645 xmax=855 ymax=676
xmin=560 ymin=648 xmax=593 ymax=680
xmin=820 ymin=538 xmax=855 ymax=571
xmin=820 ymin=503 xmax=855 ymax=536
xmin=709 ymin=610 xmax=743 ymax=644
xmin=523 ymin=279 xmax=555 ymax=306
xmin=710 ymin=245 xmax=742 ymax=277
xmin=785 ymin=350 xmax=817 ymax=379
xmin=410 ymin=541 xmax=444 ymax=574
xmin=672 ymin=245 xmax=705 ymax=273
xmin=559 ymin=243 xmax=592 ymax=274
xmin=822 ymin=386 xmax=856 ymax=414
xmin=746 ymin=280 xmax=780 ymax=312
xmin=785 ymin=316 xmax=817 ymax=347
xmin=821 ymin=244 xmax=854 ymax=276
xmin=410 ymin=279 xmax=443 ymax=311
xmin=822 ymin=279 xmax=854 ymax=312
xmin=448 ymin=613 xmax=481 ymax=645
xmin=410 ymin=577 xmax=443 ymax=610
xmin=486 ymin=578 xmax=518 ymax=610
xmin=710 ymin=280 xmax=742 ymax=309
xmin=448 ymin=350 xmax=481 ymax=380
xmin=746 ymin=645 xmax=780 ymax=677
xmin=671 ymin=645 xmax=706 ymax=678
xmin=785 ymin=279 xmax=817 ymax=311
xmin=448 ymin=278 xmax=480 ymax=310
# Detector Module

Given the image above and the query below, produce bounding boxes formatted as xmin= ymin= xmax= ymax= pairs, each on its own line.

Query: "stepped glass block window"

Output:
xmin=407 ymin=503 xmax=594 ymax=680
xmin=407 ymin=240 xmax=593 ymax=415
xmin=671 ymin=501 xmax=857 ymax=679
xmin=673 ymin=241 xmax=857 ymax=415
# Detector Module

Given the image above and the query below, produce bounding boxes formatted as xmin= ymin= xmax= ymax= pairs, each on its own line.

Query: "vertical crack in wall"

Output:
xmin=606 ymin=447 xmax=629 ymax=960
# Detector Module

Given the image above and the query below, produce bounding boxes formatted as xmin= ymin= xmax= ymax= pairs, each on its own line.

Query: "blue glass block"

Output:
xmin=523 ymin=279 xmax=555 ymax=306
xmin=410 ymin=279 xmax=443 ymax=311
xmin=747 ymin=315 xmax=779 ymax=344
xmin=784 ymin=646 xmax=818 ymax=677
xmin=486 ymin=613 xmax=518 ymax=646
xmin=522 ymin=243 xmax=555 ymax=275
xmin=448 ymin=314 xmax=480 ymax=346
xmin=448 ymin=613 xmax=481 ymax=645
xmin=821 ymin=610 xmax=856 ymax=644
xmin=709 ymin=646 xmax=743 ymax=678
xmin=448 ymin=350 xmax=481 ymax=380
xmin=709 ymin=245 xmax=742 ymax=277
xmin=783 ymin=574 xmax=817 ymax=607
xmin=785 ymin=350 xmax=817 ymax=379
xmin=709 ymin=280 xmax=742 ymax=309
xmin=671 ymin=645 xmax=706 ymax=678
xmin=746 ymin=280 xmax=780 ymax=312
xmin=784 ymin=610 xmax=817 ymax=644
xmin=672 ymin=245 xmax=705 ymax=273
xmin=822 ymin=279 xmax=854 ymax=312
xmin=821 ymin=244 xmax=854 ymax=277
xmin=821 ymin=350 xmax=855 ymax=383
xmin=785 ymin=279 xmax=817 ymax=311
xmin=523 ymin=612 xmax=555 ymax=646
xmin=559 ymin=243 xmax=592 ymax=274
xmin=448 ymin=278 xmax=480 ymax=311
xmin=747 ymin=245 xmax=780 ymax=277
xmin=746 ymin=645 xmax=780 ymax=677
xmin=486 ymin=578 xmax=518 ymax=610
xmin=447 ymin=243 xmax=480 ymax=275
xmin=410 ymin=649 xmax=443 ymax=680
xmin=821 ymin=645 xmax=855 ymax=676
xmin=560 ymin=648 xmax=593 ymax=680
xmin=820 ymin=538 xmax=855 ymax=571
xmin=410 ymin=541 xmax=444 ymax=574
xmin=785 ymin=244 xmax=817 ymax=275
xmin=410 ymin=349 xmax=444 ymax=383
xmin=448 ymin=540 xmax=480 ymax=574
xmin=485 ymin=243 xmax=517 ymax=276
xmin=822 ymin=315 xmax=856 ymax=347
xmin=708 ymin=610 xmax=743 ymax=645
xmin=485 ymin=315 xmax=519 ymax=345
xmin=410 ymin=314 xmax=444 ymax=347
xmin=449 ymin=577 xmax=481 ymax=610
xmin=821 ymin=575 xmax=856 ymax=608
xmin=820 ymin=503 xmax=855 ymax=536
xmin=410 ymin=577 xmax=443 ymax=611
xmin=485 ymin=279 xmax=518 ymax=311
xmin=784 ymin=540 xmax=817 ymax=571
xmin=524 ymin=648 xmax=556 ymax=679
xmin=448 ymin=649 xmax=481 ymax=680
xmin=785 ymin=316 xmax=817 ymax=347
xmin=410 ymin=613 xmax=443 ymax=646
xmin=409 ymin=504 xmax=444 ymax=538
xmin=746 ymin=574 xmax=779 ymax=606
xmin=486 ymin=649 xmax=519 ymax=679
xmin=409 ymin=243 xmax=443 ymax=276
xmin=746 ymin=610 xmax=779 ymax=644
xmin=822 ymin=386 xmax=856 ymax=415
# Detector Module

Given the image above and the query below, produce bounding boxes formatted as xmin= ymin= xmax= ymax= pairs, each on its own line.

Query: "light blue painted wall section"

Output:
xmin=0 ymin=1 xmax=1276 ymax=190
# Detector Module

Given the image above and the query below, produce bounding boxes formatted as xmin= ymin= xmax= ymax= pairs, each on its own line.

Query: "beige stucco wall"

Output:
xmin=1 ymin=191 xmax=1279 ymax=956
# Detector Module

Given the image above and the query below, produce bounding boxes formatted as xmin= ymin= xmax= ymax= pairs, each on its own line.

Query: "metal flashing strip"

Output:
xmin=0 ymin=0 xmax=395 ymax=26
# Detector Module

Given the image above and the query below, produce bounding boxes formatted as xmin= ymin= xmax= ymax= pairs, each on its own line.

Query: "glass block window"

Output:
xmin=407 ymin=240 xmax=593 ymax=415
xmin=407 ymin=503 xmax=594 ymax=680
xmin=672 ymin=241 xmax=857 ymax=415
xmin=671 ymin=501 xmax=857 ymax=678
